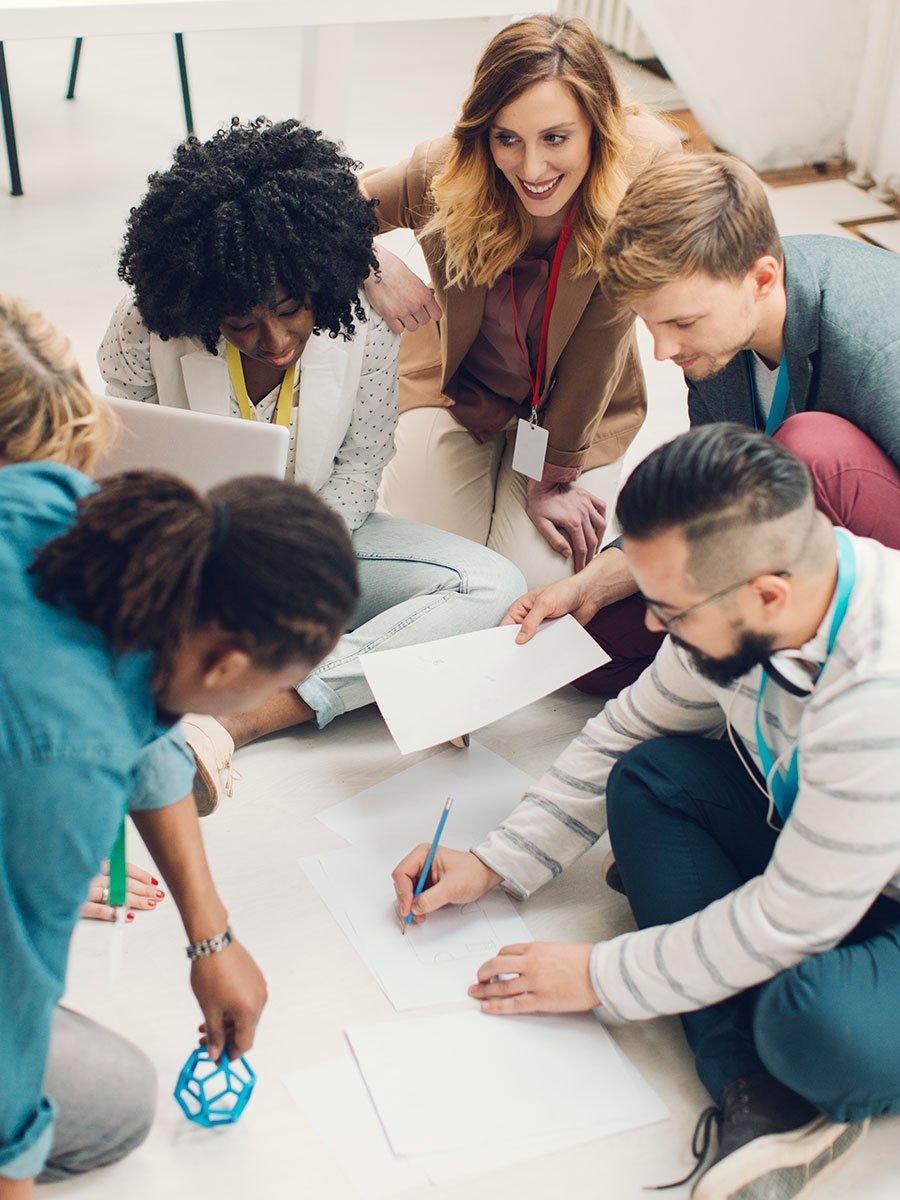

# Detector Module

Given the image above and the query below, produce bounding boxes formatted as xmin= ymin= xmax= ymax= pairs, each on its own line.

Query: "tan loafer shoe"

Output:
xmin=181 ymin=714 xmax=239 ymax=817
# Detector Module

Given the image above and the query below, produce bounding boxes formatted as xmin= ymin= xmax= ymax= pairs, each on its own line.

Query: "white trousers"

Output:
xmin=380 ymin=407 xmax=625 ymax=590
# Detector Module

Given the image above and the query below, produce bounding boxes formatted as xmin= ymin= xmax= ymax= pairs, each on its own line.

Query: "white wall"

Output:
xmin=625 ymin=0 xmax=870 ymax=171
xmin=845 ymin=0 xmax=900 ymax=196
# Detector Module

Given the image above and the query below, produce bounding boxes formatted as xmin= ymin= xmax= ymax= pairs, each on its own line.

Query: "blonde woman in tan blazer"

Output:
xmin=362 ymin=15 xmax=679 ymax=588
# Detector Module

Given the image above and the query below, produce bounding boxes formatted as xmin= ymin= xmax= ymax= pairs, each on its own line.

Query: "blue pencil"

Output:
xmin=403 ymin=793 xmax=454 ymax=934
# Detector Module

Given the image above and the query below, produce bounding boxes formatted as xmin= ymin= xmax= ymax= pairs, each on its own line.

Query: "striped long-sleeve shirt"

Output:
xmin=474 ymin=530 xmax=900 ymax=1022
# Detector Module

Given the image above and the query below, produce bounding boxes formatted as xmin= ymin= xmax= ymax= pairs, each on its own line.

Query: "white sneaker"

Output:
xmin=181 ymin=714 xmax=239 ymax=817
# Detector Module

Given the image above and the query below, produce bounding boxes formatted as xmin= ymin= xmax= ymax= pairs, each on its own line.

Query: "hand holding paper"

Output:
xmin=393 ymin=846 xmax=502 ymax=925
xmin=361 ymin=616 xmax=610 ymax=755
xmin=502 ymin=569 xmax=608 ymax=643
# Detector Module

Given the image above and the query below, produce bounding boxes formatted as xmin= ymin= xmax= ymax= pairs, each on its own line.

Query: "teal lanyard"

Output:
xmin=747 ymin=349 xmax=790 ymax=435
xmin=108 ymin=804 xmax=128 ymax=907
xmin=754 ymin=528 xmax=855 ymax=822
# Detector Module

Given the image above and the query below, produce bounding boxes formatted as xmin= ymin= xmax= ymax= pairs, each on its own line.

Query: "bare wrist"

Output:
xmin=181 ymin=902 xmax=230 ymax=946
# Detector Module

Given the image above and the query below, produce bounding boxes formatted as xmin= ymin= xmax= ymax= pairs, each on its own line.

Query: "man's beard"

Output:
xmin=682 ymin=330 xmax=756 ymax=382
xmin=672 ymin=629 xmax=776 ymax=687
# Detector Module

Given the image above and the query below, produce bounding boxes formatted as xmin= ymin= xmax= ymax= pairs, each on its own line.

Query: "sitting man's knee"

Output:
xmin=607 ymin=738 xmax=682 ymax=823
xmin=772 ymin=411 xmax=864 ymax=470
xmin=754 ymin=970 xmax=870 ymax=1116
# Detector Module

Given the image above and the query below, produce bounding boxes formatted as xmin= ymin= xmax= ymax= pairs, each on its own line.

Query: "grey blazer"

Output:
xmin=688 ymin=235 xmax=900 ymax=468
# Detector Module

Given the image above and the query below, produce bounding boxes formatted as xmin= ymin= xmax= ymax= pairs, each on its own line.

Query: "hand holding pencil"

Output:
xmin=392 ymin=802 xmax=503 ymax=928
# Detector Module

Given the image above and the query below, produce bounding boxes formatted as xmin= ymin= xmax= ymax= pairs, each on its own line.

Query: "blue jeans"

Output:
xmin=606 ymin=736 xmax=900 ymax=1123
xmin=297 ymin=512 xmax=526 ymax=727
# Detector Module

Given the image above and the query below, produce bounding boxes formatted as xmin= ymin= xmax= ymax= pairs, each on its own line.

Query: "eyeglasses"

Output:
xmin=638 ymin=570 xmax=791 ymax=634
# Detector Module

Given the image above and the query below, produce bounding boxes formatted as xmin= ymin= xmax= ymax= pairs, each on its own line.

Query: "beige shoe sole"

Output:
xmin=181 ymin=715 xmax=236 ymax=818
xmin=692 ymin=1116 xmax=868 ymax=1200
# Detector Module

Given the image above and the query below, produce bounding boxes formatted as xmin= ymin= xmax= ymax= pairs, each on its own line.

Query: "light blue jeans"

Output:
xmin=297 ymin=512 xmax=525 ymax=728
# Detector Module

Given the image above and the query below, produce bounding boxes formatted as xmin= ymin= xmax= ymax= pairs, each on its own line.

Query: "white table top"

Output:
xmin=0 ymin=0 xmax=526 ymax=40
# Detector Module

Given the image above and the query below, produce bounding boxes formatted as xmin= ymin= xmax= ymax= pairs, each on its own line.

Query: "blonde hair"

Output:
xmin=599 ymin=153 xmax=783 ymax=309
xmin=423 ymin=14 xmax=632 ymax=289
xmin=0 ymin=296 xmax=112 ymax=472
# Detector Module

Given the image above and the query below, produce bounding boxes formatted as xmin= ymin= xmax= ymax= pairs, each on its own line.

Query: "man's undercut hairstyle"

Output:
xmin=118 ymin=117 xmax=379 ymax=354
xmin=599 ymin=153 xmax=783 ymax=309
xmin=616 ymin=424 xmax=817 ymax=590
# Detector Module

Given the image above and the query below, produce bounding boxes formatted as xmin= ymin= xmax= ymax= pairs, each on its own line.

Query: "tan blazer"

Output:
xmin=361 ymin=114 xmax=680 ymax=471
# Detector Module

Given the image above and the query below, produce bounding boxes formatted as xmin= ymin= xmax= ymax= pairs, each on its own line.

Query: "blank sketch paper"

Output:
xmin=317 ymin=740 xmax=534 ymax=850
xmin=360 ymin=615 xmax=610 ymax=754
xmin=284 ymin=1046 xmax=668 ymax=1188
xmin=346 ymin=1011 xmax=669 ymax=1159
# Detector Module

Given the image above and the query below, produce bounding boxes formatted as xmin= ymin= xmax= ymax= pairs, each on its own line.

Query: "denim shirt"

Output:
xmin=0 ymin=463 xmax=195 ymax=1178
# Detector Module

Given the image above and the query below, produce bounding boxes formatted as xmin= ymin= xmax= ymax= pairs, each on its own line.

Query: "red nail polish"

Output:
xmin=146 ymin=899 xmax=156 ymax=908
xmin=151 ymin=877 xmax=159 ymax=886
xmin=156 ymin=889 xmax=165 ymax=899
xmin=126 ymin=912 xmax=135 ymax=922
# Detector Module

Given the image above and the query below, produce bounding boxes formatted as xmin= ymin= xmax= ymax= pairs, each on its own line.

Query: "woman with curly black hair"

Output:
xmin=99 ymin=118 xmax=524 ymax=812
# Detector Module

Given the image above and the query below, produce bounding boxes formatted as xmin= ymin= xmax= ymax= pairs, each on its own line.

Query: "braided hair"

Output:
xmin=31 ymin=471 xmax=359 ymax=680
xmin=118 ymin=117 xmax=379 ymax=353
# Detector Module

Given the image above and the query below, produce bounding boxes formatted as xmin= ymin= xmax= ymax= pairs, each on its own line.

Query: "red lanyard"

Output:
xmin=509 ymin=205 xmax=575 ymax=416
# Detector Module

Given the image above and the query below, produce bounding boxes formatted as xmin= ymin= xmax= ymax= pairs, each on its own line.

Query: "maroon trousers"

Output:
xmin=576 ymin=413 xmax=900 ymax=695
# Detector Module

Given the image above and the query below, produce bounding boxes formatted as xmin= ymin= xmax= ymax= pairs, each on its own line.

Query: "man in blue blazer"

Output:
xmin=503 ymin=152 xmax=900 ymax=691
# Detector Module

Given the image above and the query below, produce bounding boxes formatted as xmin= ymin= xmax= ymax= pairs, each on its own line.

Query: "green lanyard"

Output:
xmin=108 ymin=804 xmax=128 ymax=908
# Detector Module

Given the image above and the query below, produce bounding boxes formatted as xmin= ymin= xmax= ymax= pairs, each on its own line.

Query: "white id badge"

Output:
xmin=512 ymin=418 xmax=548 ymax=481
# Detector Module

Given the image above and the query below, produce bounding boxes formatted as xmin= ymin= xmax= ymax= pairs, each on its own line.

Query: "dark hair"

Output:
xmin=616 ymin=424 xmax=812 ymax=546
xmin=118 ymin=117 xmax=379 ymax=354
xmin=30 ymin=471 xmax=359 ymax=679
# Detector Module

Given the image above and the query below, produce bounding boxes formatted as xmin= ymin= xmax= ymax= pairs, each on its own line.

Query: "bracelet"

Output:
xmin=186 ymin=927 xmax=233 ymax=961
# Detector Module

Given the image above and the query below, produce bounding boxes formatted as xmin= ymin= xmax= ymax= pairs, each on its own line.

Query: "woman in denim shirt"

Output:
xmin=0 ymin=297 xmax=358 ymax=1194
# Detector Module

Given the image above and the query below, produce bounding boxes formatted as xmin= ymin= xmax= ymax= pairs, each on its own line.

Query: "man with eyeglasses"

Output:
xmin=393 ymin=424 xmax=900 ymax=1200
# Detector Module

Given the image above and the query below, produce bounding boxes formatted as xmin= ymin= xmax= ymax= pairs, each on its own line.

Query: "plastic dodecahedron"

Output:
xmin=174 ymin=1047 xmax=256 ymax=1127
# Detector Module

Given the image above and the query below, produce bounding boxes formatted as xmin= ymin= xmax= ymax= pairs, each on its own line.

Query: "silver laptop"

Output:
xmin=95 ymin=396 xmax=290 ymax=491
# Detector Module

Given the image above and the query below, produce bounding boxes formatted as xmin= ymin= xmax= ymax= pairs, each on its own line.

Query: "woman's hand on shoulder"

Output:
xmin=364 ymin=245 xmax=443 ymax=334
xmin=525 ymin=480 xmax=606 ymax=572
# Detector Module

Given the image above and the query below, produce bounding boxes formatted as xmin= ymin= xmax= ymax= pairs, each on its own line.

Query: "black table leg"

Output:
xmin=174 ymin=33 xmax=194 ymax=136
xmin=0 ymin=42 xmax=22 ymax=196
xmin=66 ymin=37 xmax=84 ymax=100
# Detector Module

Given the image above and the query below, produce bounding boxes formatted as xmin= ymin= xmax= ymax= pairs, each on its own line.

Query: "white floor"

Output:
xmin=3 ymin=16 xmax=899 ymax=1200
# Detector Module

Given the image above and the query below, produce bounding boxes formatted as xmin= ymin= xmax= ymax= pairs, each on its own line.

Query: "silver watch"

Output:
xmin=186 ymin=927 xmax=234 ymax=961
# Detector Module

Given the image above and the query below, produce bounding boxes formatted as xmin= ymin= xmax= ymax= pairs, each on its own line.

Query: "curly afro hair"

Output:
xmin=118 ymin=117 xmax=380 ymax=354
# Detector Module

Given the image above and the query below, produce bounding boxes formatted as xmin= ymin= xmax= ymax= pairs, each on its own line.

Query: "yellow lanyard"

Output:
xmin=225 ymin=342 xmax=296 ymax=428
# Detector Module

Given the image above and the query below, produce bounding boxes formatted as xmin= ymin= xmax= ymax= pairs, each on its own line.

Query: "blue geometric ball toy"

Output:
xmin=174 ymin=1046 xmax=256 ymax=1127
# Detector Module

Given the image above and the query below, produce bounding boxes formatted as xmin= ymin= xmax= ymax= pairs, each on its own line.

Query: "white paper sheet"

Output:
xmin=304 ymin=743 xmax=538 ymax=1010
xmin=346 ymin=1011 xmax=669 ymax=1160
xmin=282 ymin=1057 xmax=427 ymax=1199
xmin=317 ymin=740 xmax=534 ymax=851
xmin=360 ymin=615 xmax=610 ymax=755
xmin=301 ymin=846 xmax=533 ymax=1010
xmin=283 ymin=1045 xmax=669 ymax=1189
